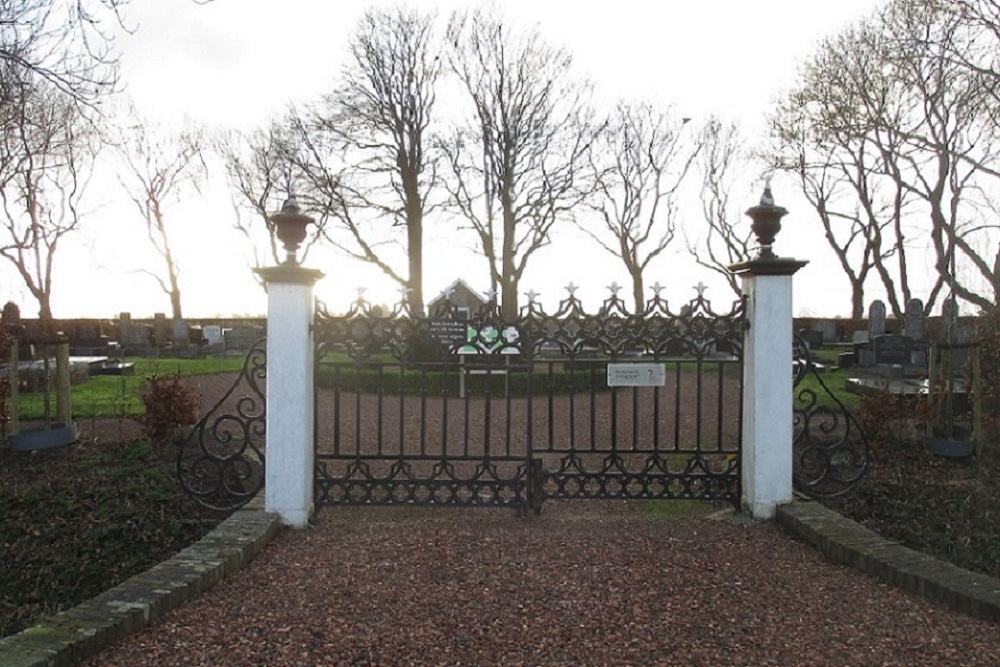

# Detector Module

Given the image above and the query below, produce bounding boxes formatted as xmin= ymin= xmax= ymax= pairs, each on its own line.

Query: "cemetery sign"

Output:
xmin=428 ymin=320 xmax=469 ymax=346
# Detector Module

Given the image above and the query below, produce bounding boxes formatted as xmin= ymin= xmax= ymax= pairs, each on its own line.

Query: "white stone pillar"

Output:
xmin=730 ymin=187 xmax=806 ymax=519
xmin=255 ymin=264 xmax=324 ymax=528
xmin=733 ymin=268 xmax=803 ymax=518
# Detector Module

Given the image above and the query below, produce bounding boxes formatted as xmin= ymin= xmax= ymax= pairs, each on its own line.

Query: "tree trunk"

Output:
xmin=406 ymin=206 xmax=424 ymax=316
xmin=850 ymin=279 xmax=864 ymax=320
xmin=501 ymin=278 xmax=518 ymax=320
xmin=170 ymin=286 xmax=183 ymax=321
xmin=501 ymin=195 xmax=518 ymax=320
xmin=631 ymin=272 xmax=644 ymax=315
xmin=38 ymin=294 xmax=53 ymax=322
xmin=168 ymin=261 xmax=183 ymax=320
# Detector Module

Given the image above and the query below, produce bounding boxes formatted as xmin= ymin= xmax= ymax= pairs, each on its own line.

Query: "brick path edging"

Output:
xmin=777 ymin=500 xmax=1000 ymax=621
xmin=0 ymin=495 xmax=282 ymax=667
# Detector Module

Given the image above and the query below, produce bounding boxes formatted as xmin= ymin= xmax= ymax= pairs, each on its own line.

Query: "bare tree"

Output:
xmin=688 ymin=118 xmax=756 ymax=297
xmin=768 ymin=0 xmax=1000 ymax=315
xmin=0 ymin=75 xmax=99 ymax=320
xmin=294 ymin=6 xmax=441 ymax=314
xmin=114 ymin=110 xmax=206 ymax=320
xmin=443 ymin=9 xmax=600 ymax=318
xmin=878 ymin=0 xmax=1000 ymax=310
xmin=0 ymin=0 xmax=214 ymax=104
xmin=767 ymin=35 xmax=919 ymax=320
xmin=582 ymin=102 xmax=697 ymax=313
xmin=218 ymin=123 xmax=326 ymax=272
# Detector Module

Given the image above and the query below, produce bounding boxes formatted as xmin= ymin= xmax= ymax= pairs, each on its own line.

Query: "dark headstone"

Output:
xmin=154 ymin=313 xmax=168 ymax=347
xmin=905 ymin=298 xmax=924 ymax=340
xmin=799 ymin=329 xmax=823 ymax=350
xmin=2 ymin=301 xmax=20 ymax=324
xmin=869 ymin=300 xmax=886 ymax=338
xmin=172 ymin=319 xmax=189 ymax=349
xmin=188 ymin=325 xmax=207 ymax=346
xmin=224 ymin=326 xmax=265 ymax=353
xmin=873 ymin=334 xmax=914 ymax=366
xmin=119 ymin=312 xmax=132 ymax=348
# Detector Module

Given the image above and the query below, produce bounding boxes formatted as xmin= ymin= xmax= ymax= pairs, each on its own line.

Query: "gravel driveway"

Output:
xmin=83 ymin=502 xmax=997 ymax=667
xmin=75 ymin=371 xmax=999 ymax=665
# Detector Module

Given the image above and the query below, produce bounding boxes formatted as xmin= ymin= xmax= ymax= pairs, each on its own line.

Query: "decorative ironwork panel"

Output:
xmin=792 ymin=337 xmax=872 ymax=498
xmin=533 ymin=453 xmax=739 ymax=509
xmin=315 ymin=458 xmax=528 ymax=507
xmin=177 ymin=339 xmax=266 ymax=511
xmin=313 ymin=285 xmax=745 ymax=512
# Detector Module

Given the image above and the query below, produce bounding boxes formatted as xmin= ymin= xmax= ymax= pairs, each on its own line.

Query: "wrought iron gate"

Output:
xmin=313 ymin=287 xmax=745 ymax=513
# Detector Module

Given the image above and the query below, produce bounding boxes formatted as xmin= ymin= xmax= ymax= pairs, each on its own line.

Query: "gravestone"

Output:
xmin=224 ymin=326 xmax=264 ymax=353
xmin=905 ymin=298 xmax=924 ymax=340
xmin=130 ymin=325 xmax=154 ymax=350
xmin=172 ymin=318 xmax=189 ymax=349
xmin=873 ymin=334 xmax=914 ymax=366
xmin=202 ymin=325 xmax=223 ymax=347
xmin=798 ymin=328 xmax=823 ymax=350
xmin=2 ymin=301 xmax=19 ymax=325
xmin=868 ymin=300 xmax=886 ymax=338
xmin=70 ymin=323 xmax=109 ymax=353
xmin=810 ymin=320 xmax=837 ymax=343
xmin=154 ymin=313 xmax=168 ymax=347
xmin=119 ymin=312 xmax=132 ymax=348
xmin=941 ymin=297 xmax=958 ymax=337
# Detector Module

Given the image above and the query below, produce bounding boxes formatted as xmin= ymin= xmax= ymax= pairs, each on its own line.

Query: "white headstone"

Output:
xmin=202 ymin=325 xmax=223 ymax=346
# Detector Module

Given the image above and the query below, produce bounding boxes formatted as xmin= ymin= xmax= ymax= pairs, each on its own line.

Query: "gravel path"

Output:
xmin=83 ymin=503 xmax=998 ymax=667
xmin=76 ymin=371 xmax=999 ymax=665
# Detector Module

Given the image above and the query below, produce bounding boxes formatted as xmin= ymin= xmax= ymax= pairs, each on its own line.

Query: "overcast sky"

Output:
xmin=5 ymin=0 xmax=889 ymax=319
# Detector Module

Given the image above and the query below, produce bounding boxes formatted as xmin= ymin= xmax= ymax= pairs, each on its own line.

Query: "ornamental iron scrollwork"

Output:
xmin=313 ymin=284 xmax=745 ymax=512
xmin=793 ymin=336 xmax=872 ymax=498
xmin=177 ymin=339 xmax=266 ymax=511
xmin=315 ymin=284 xmax=745 ymax=363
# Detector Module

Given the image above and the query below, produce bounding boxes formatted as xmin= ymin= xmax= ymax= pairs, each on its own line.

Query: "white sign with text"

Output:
xmin=606 ymin=362 xmax=666 ymax=387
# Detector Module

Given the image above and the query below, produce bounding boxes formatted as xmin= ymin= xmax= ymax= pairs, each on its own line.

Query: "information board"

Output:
xmin=428 ymin=320 xmax=469 ymax=346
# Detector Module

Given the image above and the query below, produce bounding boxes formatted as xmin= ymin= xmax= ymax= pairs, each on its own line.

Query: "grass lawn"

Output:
xmin=13 ymin=355 xmax=247 ymax=420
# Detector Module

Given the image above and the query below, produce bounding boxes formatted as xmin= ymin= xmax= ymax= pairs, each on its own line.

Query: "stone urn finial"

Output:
xmin=745 ymin=183 xmax=788 ymax=260
xmin=270 ymin=193 xmax=314 ymax=265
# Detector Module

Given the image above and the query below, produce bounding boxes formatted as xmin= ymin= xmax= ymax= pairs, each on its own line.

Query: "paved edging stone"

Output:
xmin=777 ymin=500 xmax=1000 ymax=621
xmin=0 ymin=495 xmax=283 ymax=667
